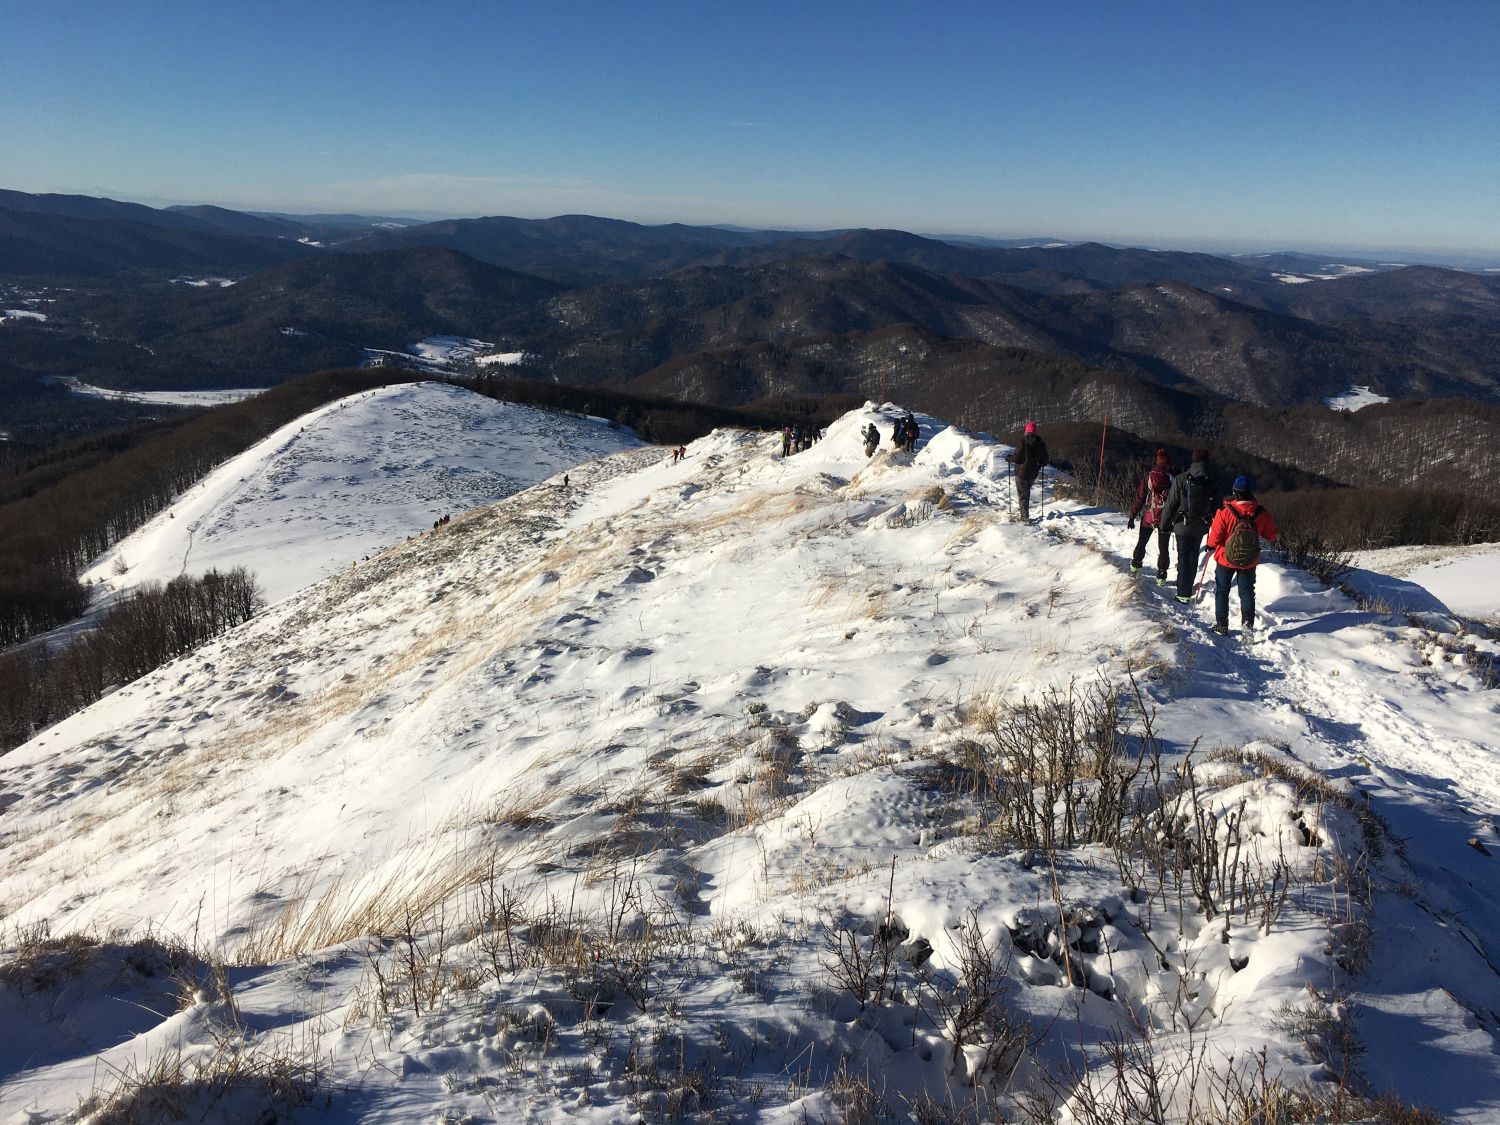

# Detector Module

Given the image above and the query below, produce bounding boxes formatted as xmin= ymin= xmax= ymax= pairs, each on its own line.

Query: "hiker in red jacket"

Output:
xmin=1205 ymin=475 xmax=1278 ymax=636
xmin=1126 ymin=448 xmax=1177 ymax=583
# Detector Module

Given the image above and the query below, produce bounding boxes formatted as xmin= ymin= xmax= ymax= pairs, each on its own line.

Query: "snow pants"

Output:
xmin=1132 ymin=521 xmax=1171 ymax=579
xmin=1214 ymin=564 xmax=1257 ymax=627
xmin=1174 ymin=529 xmax=1206 ymax=597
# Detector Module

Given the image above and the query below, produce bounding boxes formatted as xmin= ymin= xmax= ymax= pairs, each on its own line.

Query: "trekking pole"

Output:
xmin=1192 ymin=546 xmax=1213 ymax=601
xmin=1093 ymin=416 xmax=1109 ymax=507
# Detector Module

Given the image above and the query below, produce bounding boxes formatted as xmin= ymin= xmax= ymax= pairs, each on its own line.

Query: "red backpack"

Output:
xmin=1144 ymin=468 xmax=1172 ymax=526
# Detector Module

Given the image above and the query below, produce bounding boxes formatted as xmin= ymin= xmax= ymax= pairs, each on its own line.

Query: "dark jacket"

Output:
xmin=1160 ymin=462 xmax=1221 ymax=534
xmin=1129 ymin=464 xmax=1176 ymax=527
xmin=1011 ymin=433 xmax=1048 ymax=478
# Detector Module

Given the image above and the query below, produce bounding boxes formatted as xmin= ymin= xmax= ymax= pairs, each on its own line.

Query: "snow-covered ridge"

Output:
xmin=84 ymin=381 xmax=643 ymax=606
xmin=2 ymin=402 xmax=1499 ymax=1121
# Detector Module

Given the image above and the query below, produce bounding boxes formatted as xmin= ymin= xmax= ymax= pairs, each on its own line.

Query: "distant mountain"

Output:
xmin=530 ymin=256 xmax=1498 ymax=407
xmin=0 ymin=198 xmax=318 ymax=278
xmin=56 ymin=247 xmax=562 ymax=385
xmin=333 ymin=213 xmax=841 ymax=285
xmin=0 ymin=189 xmax=221 ymax=232
xmin=0 ymin=206 xmax=319 ymax=278
xmin=160 ymin=204 xmax=312 ymax=240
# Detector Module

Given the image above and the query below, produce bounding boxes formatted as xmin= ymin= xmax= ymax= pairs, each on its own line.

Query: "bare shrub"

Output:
xmin=77 ymin=1029 xmax=321 ymax=1125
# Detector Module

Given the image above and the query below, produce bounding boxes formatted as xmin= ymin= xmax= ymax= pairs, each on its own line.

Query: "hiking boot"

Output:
xmin=1129 ymin=564 xmax=1141 ymax=575
xmin=1157 ymin=574 xmax=1168 ymax=586
xmin=1175 ymin=594 xmax=1193 ymax=604
xmin=1212 ymin=621 xmax=1229 ymax=636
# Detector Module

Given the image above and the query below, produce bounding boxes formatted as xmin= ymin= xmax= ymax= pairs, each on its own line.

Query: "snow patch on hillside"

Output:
xmin=83 ymin=381 xmax=642 ymax=606
xmin=1324 ymin=385 xmax=1390 ymax=411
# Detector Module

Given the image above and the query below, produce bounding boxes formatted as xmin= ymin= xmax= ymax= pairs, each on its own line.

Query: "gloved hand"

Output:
xmin=1126 ymin=517 xmax=1135 ymax=530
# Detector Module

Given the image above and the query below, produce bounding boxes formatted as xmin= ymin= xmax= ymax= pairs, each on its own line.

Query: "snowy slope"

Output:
xmin=83 ymin=381 xmax=643 ymax=606
xmin=3 ymin=404 xmax=1500 ymax=1122
xmin=1354 ymin=542 xmax=1500 ymax=619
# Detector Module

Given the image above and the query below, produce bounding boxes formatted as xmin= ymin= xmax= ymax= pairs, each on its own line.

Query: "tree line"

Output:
xmin=0 ymin=568 xmax=263 ymax=751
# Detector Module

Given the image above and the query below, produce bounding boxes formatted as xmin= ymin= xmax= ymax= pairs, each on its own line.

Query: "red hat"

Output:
xmin=1024 ymin=421 xmax=1037 ymax=434
xmin=1154 ymin=448 xmax=1170 ymax=465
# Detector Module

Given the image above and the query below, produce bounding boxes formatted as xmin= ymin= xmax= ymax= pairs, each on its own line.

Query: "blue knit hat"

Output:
xmin=1233 ymin=475 xmax=1253 ymax=494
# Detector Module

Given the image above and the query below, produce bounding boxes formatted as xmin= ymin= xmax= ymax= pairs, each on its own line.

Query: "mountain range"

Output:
xmin=5 ymin=188 xmax=1500 ymax=487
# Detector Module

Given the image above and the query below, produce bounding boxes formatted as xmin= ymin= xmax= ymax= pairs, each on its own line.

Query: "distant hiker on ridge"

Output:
xmin=1127 ymin=448 xmax=1177 ymax=584
xmin=1159 ymin=449 xmax=1222 ymax=603
xmin=863 ymin=422 xmax=880 ymax=457
xmin=1206 ymin=475 xmax=1278 ymax=636
xmin=1008 ymin=422 xmax=1048 ymax=522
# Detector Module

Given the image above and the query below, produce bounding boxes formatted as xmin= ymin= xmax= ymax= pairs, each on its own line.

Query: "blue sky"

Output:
xmin=3 ymin=0 xmax=1498 ymax=254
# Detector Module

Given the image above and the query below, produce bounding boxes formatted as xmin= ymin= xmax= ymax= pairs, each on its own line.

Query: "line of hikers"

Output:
xmin=782 ymin=424 xmax=824 ymax=457
xmin=1127 ymin=447 xmax=1278 ymax=636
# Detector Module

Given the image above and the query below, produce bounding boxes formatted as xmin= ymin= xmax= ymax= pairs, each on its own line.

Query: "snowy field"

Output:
xmin=0 ymin=309 xmax=47 ymax=323
xmin=365 ymin=336 xmax=530 ymax=372
xmin=84 ymin=381 xmax=642 ymax=606
xmin=2 ymin=401 xmax=1499 ymax=1121
xmin=1323 ymin=385 xmax=1391 ymax=412
xmin=1355 ymin=542 xmax=1500 ymax=619
xmin=61 ymin=379 xmax=266 ymax=408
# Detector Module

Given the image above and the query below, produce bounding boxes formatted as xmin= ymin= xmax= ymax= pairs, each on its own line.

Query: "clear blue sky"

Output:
xmin=4 ymin=0 xmax=1498 ymax=254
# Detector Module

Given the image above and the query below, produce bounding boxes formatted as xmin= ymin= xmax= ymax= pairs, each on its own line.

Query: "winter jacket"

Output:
xmin=1011 ymin=434 xmax=1048 ymax=479
xmin=1160 ymin=463 xmax=1221 ymax=534
xmin=1206 ymin=498 xmax=1279 ymax=570
xmin=1129 ymin=465 xmax=1176 ymax=527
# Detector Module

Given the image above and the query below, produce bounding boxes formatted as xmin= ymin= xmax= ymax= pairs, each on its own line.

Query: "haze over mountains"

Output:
xmin=5 ymin=187 xmax=1500 ymax=492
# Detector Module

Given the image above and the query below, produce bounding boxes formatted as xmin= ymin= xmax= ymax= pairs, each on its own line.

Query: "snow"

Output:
xmin=363 ymin=336 xmax=525 ymax=372
xmin=1355 ymin=542 xmax=1500 ymax=619
xmin=169 ymin=276 xmax=236 ymax=287
xmin=60 ymin=379 xmax=265 ymax=408
xmin=1324 ymin=384 xmax=1391 ymax=411
xmin=4 ymin=399 xmax=1500 ymax=1121
xmin=1274 ymin=265 xmax=1377 ymax=284
xmin=0 ymin=309 xmax=47 ymax=323
xmin=83 ymin=381 xmax=643 ymax=607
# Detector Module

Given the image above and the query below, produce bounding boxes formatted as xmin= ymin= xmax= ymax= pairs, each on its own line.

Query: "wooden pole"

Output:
xmin=1092 ymin=416 xmax=1109 ymax=506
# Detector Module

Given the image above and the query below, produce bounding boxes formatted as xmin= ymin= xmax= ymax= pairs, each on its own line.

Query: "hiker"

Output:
xmin=1127 ymin=449 xmax=1177 ymax=583
xmin=1159 ymin=449 xmax=1222 ymax=603
xmin=902 ymin=413 xmax=919 ymax=452
xmin=890 ymin=417 xmax=906 ymax=451
xmin=781 ymin=427 xmax=793 ymax=458
xmin=1206 ymin=475 xmax=1278 ymax=635
xmin=1008 ymin=422 xmax=1049 ymax=521
xmin=863 ymin=422 xmax=880 ymax=457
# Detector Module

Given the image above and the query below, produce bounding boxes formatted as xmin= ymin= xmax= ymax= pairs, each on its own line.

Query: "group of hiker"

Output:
xmin=1127 ymin=447 xmax=1278 ymax=635
xmin=862 ymin=413 xmax=921 ymax=458
xmin=781 ymin=425 xmax=822 ymax=458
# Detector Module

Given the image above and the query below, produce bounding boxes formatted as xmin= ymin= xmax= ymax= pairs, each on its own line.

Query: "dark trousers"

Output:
xmin=1017 ymin=472 xmax=1038 ymax=520
xmin=1214 ymin=564 xmax=1257 ymax=626
xmin=1132 ymin=521 xmax=1170 ymax=577
xmin=1174 ymin=530 xmax=1206 ymax=597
